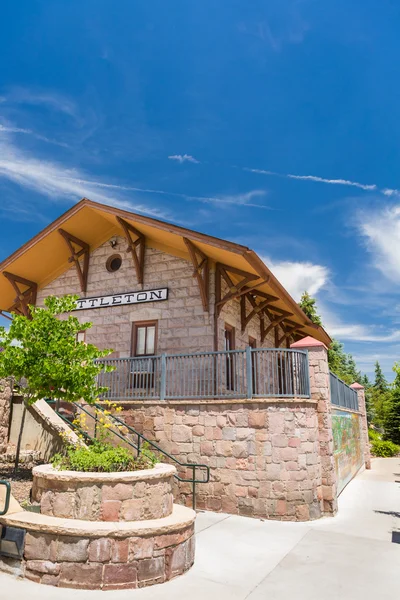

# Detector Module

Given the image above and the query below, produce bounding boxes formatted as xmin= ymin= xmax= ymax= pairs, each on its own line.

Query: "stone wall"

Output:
xmin=36 ymin=237 xmax=214 ymax=357
xmin=32 ymin=463 xmax=175 ymax=521
xmin=36 ymin=236 xmax=283 ymax=357
xmin=0 ymin=378 xmax=12 ymax=453
xmin=121 ymin=399 xmax=323 ymax=521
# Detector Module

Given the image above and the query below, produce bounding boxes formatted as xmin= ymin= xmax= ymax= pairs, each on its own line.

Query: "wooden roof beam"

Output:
xmin=58 ymin=229 xmax=90 ymax=293
xmin=3 ymin=272 xmax=37 ymax=318
xmin=116 ymin=217 xmax=145 ymax=285
xmin=183 ymin=237 xmax=210 ymax=312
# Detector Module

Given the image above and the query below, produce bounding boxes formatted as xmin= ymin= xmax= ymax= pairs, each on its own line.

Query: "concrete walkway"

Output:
xmin=1 ymin=457 xmax=400 ymax=599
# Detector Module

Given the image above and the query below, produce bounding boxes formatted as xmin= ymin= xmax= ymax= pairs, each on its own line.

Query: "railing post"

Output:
xmin=246 ymin=346 xmax=253 ymax=399
xmin=160 ymin=353 xmax=167 ymax=401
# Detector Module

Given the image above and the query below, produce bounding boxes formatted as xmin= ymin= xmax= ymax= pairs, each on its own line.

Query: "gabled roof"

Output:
xmin=0 ymin=198 xmax=331 ymax=346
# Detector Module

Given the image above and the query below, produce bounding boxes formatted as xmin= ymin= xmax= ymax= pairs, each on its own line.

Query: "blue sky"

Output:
xmin=1 ymin=0 xmax=400 ymax=380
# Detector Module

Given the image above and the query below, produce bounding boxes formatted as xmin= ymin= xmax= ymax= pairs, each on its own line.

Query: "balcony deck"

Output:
xmin=96 ymin=347 xmax=310 ymax=402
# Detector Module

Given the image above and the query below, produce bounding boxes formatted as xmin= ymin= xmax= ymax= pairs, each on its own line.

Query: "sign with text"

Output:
xmin=73 ymin=288 xmax=168 ymax=311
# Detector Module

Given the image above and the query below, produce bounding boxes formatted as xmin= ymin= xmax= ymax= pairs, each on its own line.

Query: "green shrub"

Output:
xmin=51 ymin=441 xmax=159 ymax=473
xmin=371 ymin=439 xmax=400 ymax=457
xmin=368 ymin=428 xmax=382 ymax=442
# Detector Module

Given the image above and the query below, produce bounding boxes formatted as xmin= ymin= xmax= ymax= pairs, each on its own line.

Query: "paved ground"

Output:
xmin=1 ymin=457 xmax=400 ymax=598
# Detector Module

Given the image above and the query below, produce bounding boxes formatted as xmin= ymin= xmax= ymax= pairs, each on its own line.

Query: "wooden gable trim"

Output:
xmin=58 ymin=228 xmax=90 ymax=293
xmin=116 ymin=216 xmax=145 ymax=285
xmin=183 ymin=237 xmax=210 ymax=311
xmin=3 ymin=272 xmax=37 ymax=318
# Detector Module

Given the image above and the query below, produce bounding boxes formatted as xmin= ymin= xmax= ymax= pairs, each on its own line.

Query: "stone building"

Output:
xmin=0 ymin=199 xmax=369 ymax=521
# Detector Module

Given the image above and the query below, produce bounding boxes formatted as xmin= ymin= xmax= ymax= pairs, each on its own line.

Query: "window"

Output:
xmin=106 ymin=254 xmax=122 ymax=273
xmin=132 ymin=321 xmax=157 ymax=356
xmin=76 ymin=331 xmax=86 ymax=343
xmin=224 ymin=325 xmax=235 ymax=390
xmin=131 ymin=321 xmax=158 ymax=389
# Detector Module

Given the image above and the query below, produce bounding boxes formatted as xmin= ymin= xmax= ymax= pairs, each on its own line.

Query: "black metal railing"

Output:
xmin=330 ymin=372 xmax=359 ymax=411
xmin=53 ymin=401 xmax=210 ymax=511
xmin=0 ymin=480 xmax=11 ymax=516
xmin=96 ymin=347 xmax=310 ymax=401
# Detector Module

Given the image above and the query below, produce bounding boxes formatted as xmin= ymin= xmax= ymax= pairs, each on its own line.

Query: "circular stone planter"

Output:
xmin=32 ymin=463 xmax=175 ymax=522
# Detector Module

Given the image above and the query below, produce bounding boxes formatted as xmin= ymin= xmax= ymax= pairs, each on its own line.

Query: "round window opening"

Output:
xmin=106 ymin=254 xmax=122 ymax=273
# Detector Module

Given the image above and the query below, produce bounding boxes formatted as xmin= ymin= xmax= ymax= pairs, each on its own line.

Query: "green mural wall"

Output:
xmin=332 ymin=409 xmax=363 ymax=495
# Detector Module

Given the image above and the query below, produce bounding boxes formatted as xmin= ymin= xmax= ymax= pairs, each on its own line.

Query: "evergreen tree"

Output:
xmin=384 ymin=364 xmax=400 ymax=444
xmin=374 ymin=361 xmax=388 ymax=393
xmin=298 ymin=291 xmax=323 ymax=326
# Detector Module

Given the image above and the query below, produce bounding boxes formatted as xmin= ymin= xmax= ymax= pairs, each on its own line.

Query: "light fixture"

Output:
xmin=0 ymin=526 xmax=25 ymax=559
xmin=109 ymin=237 xmax=118 ymax=249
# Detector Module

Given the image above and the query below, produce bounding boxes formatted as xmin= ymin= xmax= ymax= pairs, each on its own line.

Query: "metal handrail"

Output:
xmin=96 ymin=347 xmax=310 ymax=401
xmin=0 ymin=480 xmax=11 ymax=516
xmin=329 ymin=371 xmax=359 ymax=411
xmin=53 ymin=401 xmax=210 ymax=511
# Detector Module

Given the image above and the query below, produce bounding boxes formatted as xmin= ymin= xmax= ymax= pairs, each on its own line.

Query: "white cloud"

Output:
xmin=247 ymin=168 xmax=377 ymax=191
xmin=324 ymin=322 xmax=400 ymax=342
xmin=188 ymin=190 xmax=270 ymax=208
xmin=3 ymin=88 xmax=77 ymax=118
xmin=357 ymin=204 xmax=400 ymax=283
xmin=168 ymin=154 xmax=200 ymax=164
xmin=0 ymin=134 xmax=169 ymax=219
xmin=0 ymin=122 xmax=68 ymax=147
xmin=261 ymin=257 xmax=329 ymax=300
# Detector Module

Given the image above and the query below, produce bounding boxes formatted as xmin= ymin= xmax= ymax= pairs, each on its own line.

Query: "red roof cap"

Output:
xmin=350 ymin=382 xmax=364 ymax=390
xmin=290 ymin=336 xmax=328 ymax=350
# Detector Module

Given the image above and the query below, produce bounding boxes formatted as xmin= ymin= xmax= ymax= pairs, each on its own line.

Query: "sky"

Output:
xmin=1 ymin=0 xmax=400 ymax=380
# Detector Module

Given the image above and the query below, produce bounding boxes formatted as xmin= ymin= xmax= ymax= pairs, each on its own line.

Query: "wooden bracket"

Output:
xmin=278 ymin=323 xmax=304 ymax=347
xmin=215 ymin=262 xmax=264 ymax=316
xmin=116 ymin=217 xmax=145 ymax=285
xmin=0 ymin=310 xmax=13 ymax=321
xmin=183 ymin=238 xmax=209 ymax=311
xmin=260 ymin=313 xmax=288 ymax=343
xmin=241 ymin=292 xmax=278 ymax=333
xmin=58 ymin=229 xmax=90 ymax=293
xmin=3 ymin=272 xmax=37 ymax=318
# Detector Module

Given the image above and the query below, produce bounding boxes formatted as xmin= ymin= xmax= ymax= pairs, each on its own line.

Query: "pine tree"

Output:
xmin=298 ymin=291 xmax=323 ymax=326
xmin=374 ymin=361 xmax=388 ymax=393
xmin=384 ymin=365 xmax=400 ymax=444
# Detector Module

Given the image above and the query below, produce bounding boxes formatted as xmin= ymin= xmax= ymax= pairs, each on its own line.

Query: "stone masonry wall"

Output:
xmin=36 ymin=237 xmax=214 ymax=356
xmin=122 ymin=400 xmax=323 ymax=521
xmin=0 ymin=378 xmax=12 ymax=453
xmin=36 ymin=236 xmax=283 ymax=357
xmin=18 ymin=524 xmax=195 ymax=590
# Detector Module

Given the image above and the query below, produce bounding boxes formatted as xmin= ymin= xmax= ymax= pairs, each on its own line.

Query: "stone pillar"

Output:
xmin=291 ymin=337 xmax=338 ymax=516
xmin=0 ymin=378 xmax=12 ymax=453
xmin=350 ymin=383 xmax=371 ymax=470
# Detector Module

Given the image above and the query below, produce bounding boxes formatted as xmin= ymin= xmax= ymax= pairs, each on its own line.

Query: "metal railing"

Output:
xmin=0 ymin=481 xmax=11 ymax=516
xmin=52 ymin=401 xmax=210 ymax=510
xmin=330 ymin=372 xmax=359 ymax=411
xmin=96 ymin=347 xmax=310 ymax=401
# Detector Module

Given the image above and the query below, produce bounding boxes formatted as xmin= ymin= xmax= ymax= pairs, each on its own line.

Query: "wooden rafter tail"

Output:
xmin=215 ymin=262 xmax=262 ymax=316
xmin=3 ymin=271 xmax=38 ymax=318
xmin=58 ymin=228 xmax=90 ymax=293
xmin=183 ymin=237 xmax=209 ymax=311
xmin=0 ymin=310 xmax=13 ymax=321
xmin=116 ymin=216 xmax=145 ymax=285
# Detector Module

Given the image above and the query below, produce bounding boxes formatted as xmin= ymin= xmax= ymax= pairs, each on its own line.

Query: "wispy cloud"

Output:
xmin=2 ymin=87 xmax=77 ymax=118
xmin=168 ymin=154 xmax=200 ymax=164
xmin=261 ymin=256 xmax=330 ymax=301
xmin=247 ymin=168 xmax=377 ymax=191
xmin=0 ymin=135 xmax=169 ymax=219
xmin=0 ymin=123 xmax=68 ymax=148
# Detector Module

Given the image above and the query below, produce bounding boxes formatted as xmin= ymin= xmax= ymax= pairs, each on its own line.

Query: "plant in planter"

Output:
xmin=52 ymin=402 xmax=159 ymax=472
xmin=0 ymin=294 xmax=114 ymax=473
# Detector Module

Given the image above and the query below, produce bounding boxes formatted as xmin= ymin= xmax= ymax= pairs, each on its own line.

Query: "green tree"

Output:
xmin=0 ymin=295 xmax=113 ymax=472
xmin=384 ymin=364 xmax=400 ymax=445
xmin=298 ymin=291 xmax=323 ymax=326
xmin=374 ymin=361 xmax=388 ymax=393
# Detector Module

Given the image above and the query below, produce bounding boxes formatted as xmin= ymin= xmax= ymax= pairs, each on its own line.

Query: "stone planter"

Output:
xmin=1 ymin=462 xmax=196 ymax=590
xmin=32 ymin=463 xmax=175 ymax=521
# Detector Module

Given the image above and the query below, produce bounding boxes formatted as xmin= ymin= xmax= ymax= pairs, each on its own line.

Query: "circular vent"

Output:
xmin=106 ymin=254 xmax=122 ymax=273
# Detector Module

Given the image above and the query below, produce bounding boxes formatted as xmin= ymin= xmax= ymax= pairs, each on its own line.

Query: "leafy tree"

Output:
xmin=384 ymin=363 xmax=400 ymax=445
xmin=298 ymin=291 xmax=323 ymax=326
xmin=0 ymin=295 xmax=113 ymax=472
